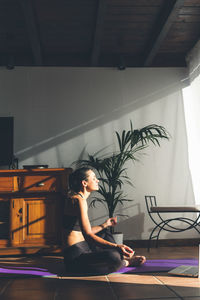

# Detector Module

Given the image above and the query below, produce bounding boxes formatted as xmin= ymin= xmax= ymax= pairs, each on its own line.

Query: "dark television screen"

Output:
xmin=0 ymin=117 xmax=14 ymax=166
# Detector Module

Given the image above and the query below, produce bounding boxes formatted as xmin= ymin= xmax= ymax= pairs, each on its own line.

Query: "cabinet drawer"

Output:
xmin=19 ymin=175 xmax=59 ymax=192
xmin=0 ymin=177 xmax=14 ymax=191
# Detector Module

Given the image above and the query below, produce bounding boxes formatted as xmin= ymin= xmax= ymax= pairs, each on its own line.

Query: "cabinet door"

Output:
xmin=11 ymin=196 xmax=62 ymax=246
xmin=10 ymin=198 xmax=23 ymax=245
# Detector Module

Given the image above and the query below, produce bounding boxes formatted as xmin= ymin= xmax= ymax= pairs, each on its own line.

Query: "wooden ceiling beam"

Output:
xmin=143 ymin=0 xmax=185 ymax=67
xmin=19 ymin=0 xmax=43 ymax=66
xmin=91 ymin=0 xmax=107 ymax=66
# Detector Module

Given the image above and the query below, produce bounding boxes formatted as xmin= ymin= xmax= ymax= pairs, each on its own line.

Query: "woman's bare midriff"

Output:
xmin=62 ymin=229 xmax=85 ymax=248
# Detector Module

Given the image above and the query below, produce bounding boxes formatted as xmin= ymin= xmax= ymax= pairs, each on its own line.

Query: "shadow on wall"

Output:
xmin=116 ymin=213 xmax=145 ymax=240
xmin=13 ymin=68 xmax=188 ymax=162
xmin=88 ymin=202 xmax=145 ymax=239
xmin=115 ymin=202 xmax=144 ymax=239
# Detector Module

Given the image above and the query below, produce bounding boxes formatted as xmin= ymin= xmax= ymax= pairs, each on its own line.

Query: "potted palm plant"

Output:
xmin=76 ymin=121 xmax=169 ymax=242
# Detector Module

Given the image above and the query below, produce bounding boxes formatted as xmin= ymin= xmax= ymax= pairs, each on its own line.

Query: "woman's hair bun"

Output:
xmin=69 ymin=167 xmax=91 ymax=193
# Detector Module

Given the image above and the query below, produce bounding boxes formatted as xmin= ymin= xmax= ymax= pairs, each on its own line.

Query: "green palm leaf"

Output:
xmin=75 ymin=120 xmax=169 ymax=218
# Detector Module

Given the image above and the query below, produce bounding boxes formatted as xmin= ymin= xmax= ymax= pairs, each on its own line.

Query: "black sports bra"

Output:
xmin=62 ymin=214 xmax=81 ymax=231
xmin=62 ymin=193 xmax=83 ymax=232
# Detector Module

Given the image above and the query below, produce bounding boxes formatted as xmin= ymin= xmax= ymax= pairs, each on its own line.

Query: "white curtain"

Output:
xmin=183 ymin=40 xmax=200 ymax=204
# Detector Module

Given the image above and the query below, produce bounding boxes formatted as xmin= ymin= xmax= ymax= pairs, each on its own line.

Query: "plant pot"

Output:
xmin=112 ymin=232 xmax=123 ymax=244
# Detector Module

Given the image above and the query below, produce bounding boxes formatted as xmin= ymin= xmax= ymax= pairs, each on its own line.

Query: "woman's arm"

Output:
xmin=91 ymin=217 xmax=117 ymax=234
xmin=77 ymin=196 xmax=133 ymax=257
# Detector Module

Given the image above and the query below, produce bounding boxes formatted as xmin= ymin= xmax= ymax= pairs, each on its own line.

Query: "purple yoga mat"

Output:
xmin=0 ymin=259 xmax=198 ymax=276
xmin=116 ymin=258 xmax=198 ymax=274
xmin=0 ymin=265 xmax=56 ymax=277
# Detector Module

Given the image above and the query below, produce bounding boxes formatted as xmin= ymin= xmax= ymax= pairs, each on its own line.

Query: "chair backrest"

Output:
xmin=145 ymin=195 xmax=157 ymax=213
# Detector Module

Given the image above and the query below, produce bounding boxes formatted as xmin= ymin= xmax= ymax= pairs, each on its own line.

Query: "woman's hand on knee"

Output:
xmin=117 ymin=244 xmax=134 ymax=257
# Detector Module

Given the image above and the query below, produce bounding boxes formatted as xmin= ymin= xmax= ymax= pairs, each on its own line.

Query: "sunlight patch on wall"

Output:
xmin=182 ymin=78 xmax=200 ymax=205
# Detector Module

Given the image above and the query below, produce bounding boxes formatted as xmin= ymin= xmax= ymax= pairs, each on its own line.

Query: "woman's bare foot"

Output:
xmin=125 ymin=255 xmax=146 ymax=267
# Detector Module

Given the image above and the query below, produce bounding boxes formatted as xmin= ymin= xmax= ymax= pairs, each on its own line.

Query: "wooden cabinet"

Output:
xmin=0 ymin=168 xmax=72 ymax=250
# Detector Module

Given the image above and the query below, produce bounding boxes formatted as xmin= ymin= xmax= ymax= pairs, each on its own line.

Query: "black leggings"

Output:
xmin=63 ymin=229 xmax=125 ymax=275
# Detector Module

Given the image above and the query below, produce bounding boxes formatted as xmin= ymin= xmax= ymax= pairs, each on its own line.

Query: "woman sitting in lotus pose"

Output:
xmin=62 ymin=167 xmax=146 ymax=275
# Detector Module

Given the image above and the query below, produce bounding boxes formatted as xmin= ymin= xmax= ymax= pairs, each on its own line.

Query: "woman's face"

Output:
xmin=84 ymin=170 xmax=99 ymax=192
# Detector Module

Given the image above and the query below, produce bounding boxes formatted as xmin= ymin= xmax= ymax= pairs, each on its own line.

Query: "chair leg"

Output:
xmin=148 ymin=227 xmax=158 ymax=251
xmin=148 ymin=221 xmax=165 ymax=251
xmin=147 ymin=238 xmax=151 ymax=252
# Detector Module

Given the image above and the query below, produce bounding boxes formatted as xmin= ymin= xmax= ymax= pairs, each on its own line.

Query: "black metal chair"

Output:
xmin=145 ymin=195 xmax=200 ymax=251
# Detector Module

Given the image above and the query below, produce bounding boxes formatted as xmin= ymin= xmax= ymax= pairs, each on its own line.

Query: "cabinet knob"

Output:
xmin=17 ymin=208 xmax=23 ymax=216
xmin=36 ymin=182 xmax=45 ymax=187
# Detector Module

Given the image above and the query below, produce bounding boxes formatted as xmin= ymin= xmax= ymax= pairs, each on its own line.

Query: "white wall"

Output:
xmin=0 ymin=66 xmax=197 ymax=240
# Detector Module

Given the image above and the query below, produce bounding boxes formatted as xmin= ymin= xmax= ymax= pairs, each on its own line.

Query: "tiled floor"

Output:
xmin=0 ymin=246 xmax=199 ymax=300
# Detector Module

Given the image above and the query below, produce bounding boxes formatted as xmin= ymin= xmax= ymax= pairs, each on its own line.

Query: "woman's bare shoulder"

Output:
xmin=65 ymin=193 xmax=84 ymax=207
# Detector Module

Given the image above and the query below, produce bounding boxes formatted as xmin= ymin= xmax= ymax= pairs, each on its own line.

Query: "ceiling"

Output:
xmin=1 ymin=0 xmax=200 ymax=69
